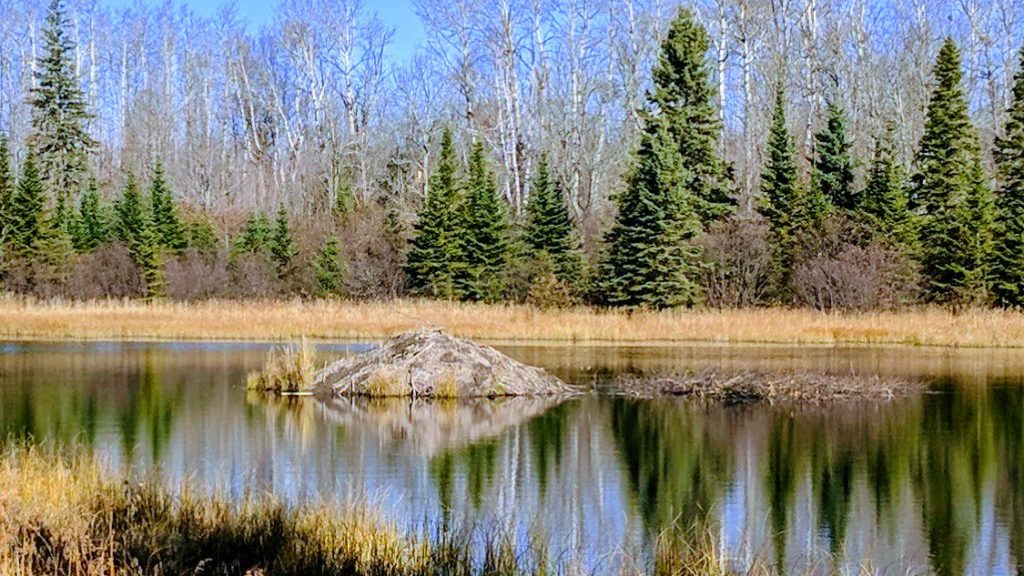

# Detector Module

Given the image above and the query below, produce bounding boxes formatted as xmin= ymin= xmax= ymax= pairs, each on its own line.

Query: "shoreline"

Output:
xmin=4 ymin=297 xmax=1024 ymax=349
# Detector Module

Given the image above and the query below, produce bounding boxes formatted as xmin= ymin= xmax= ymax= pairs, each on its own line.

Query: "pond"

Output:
xmin=1 ymin=340 xmax=1022 ymax=575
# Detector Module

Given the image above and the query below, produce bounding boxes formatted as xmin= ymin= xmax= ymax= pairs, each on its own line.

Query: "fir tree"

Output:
xmin=269 ymin=205 xmax=297 ymax=278
xmin=597 ymin=123 xmax=703 ymax=308
xmin=73 ymin=177 xmax=108 ymax=252
xmin=7 ymin=153 xmax=47 ymax=256
xmin=113 ymin=174 xmax=146 ymax=249
xmin=646 ymin=7 xmax=733 ymax=224
xmin=28 ymin=0 xmax=96 ymax=204
xmin=315 ymin=235 xmax=345 ymax=296
xmin=858 ymin=124 xmax=916 ymax=251
xmin=135 ymin=214 xmax=166 ymax=300
xmin=148 ymin=162 xmax=187 ymax=254
xmin=188 ymin=214 xmax=219 ymax=255
xmin=812 ymin=101 xmax=856 ymax=211
xmin=759 ymin=85 xmax=803 ymax=295
xmin=912 ymin=38 xmax=995 ymax=305
xmin=991 ymin=46 xmax=1024 ymax=307
xmin=460 ymin=141 xmax=510 ymax=301
xmin=523 ymin=156 xmax=583 ymax=285
xmin=406 ymin=127 xmax=465 ymax=299
xmin=0 ymin=136 xmax=12 ymax=246
xmin=233 ymin=211 xmax=273 ymax=256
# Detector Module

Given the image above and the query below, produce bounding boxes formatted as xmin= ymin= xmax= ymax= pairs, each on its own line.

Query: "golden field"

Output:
xmin=2 ymin=296 xmax=1024 ymax=347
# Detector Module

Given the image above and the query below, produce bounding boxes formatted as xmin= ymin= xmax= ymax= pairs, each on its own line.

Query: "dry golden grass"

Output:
xmin=247 ymin=338 xmax=316 ymax=394
xmin=3 ymin=295 xmax=1024 ymax=347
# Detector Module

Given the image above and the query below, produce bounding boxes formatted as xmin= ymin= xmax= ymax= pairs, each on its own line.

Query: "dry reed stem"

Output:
xmin=3 ymin=296 xmax=1024 ymax=347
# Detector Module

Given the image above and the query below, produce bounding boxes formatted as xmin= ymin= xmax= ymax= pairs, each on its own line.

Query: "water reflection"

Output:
xmin=1 ymin=341 xmax=1023 ymax=574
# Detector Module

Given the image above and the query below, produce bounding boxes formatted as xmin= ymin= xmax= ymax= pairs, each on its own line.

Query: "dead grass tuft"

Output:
xmin=247 ymin=338 xmax=315 ymax=394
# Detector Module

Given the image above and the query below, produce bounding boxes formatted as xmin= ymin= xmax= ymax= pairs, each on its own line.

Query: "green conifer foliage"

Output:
xmin=858 ymin=125 xmax=916 ymax=251
xmin=991 ymin=47 xmax=1024 ymax=307
xmin=148 ymin=162 xmax=187 ymax=254
xmin=28 ymin=0 xmax=96 ymax=204
xmin=0 ymin=136 xmax=13 ymax=246
xmin=460 ymin=141 xmax=510 ymax=301
xmin=188 ymin=215 xmax=219 ymax=255
xmin=315 ymin=235 xmax=345 ymax=296
xmin=406 ymin=127 xmax=465 ymax=300
xmin=598 ymin=123 xmax=703 ymax=308
xmin=647 ymin=8 xmax=733 ymax=224
xmin=759 ymin=85 xmax=802 ymax=294
xmin=269 ymin=205 xmax=297 ymax=278
xmin=811 ymin=101 xmax=856 ymax=211
xmin=7 ymin=153 xmax=47 ymax=256
xmin=234 ymin=211 xmax=272 ymax=256
xmin=523 ymin=157 xmax=583 ymax=284
xmin=114 ymin=174 xmax=146 ymax=249
xmin=73 ymin=178 xmax=108 ymax=252
xmin=135 ymin=214 xmax=166 ymax=300
xmin=913 ymin=38 xmax=995 ymax=305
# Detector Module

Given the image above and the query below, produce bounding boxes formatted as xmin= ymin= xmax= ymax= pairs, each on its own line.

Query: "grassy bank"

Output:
xmin=3 ymin=296 xmax=1024 ymax=347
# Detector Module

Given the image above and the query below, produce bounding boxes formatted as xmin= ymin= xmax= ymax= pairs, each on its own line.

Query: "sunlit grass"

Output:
xmin=3 ymin=295 xmax=1024 ymax=347
xmin=247 ymin=337 xmax=316 ymax=394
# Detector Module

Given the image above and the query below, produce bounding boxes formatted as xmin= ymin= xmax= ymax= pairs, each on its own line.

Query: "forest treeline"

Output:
xmin=1 ymin=0 xmax=1024 ymax=309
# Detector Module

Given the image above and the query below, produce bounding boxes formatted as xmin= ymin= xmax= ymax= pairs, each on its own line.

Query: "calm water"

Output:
xmin=1 ymin=341 xmax=1023 ymax=575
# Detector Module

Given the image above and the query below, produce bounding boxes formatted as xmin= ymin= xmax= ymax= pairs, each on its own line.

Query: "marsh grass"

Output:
xmin=247 ymin=337 xmax=316 ymax=394
xmin=5 ymin=296 xmax=1024 ymax=347
xmin=363 ymin=368 xmax=410 ymax=397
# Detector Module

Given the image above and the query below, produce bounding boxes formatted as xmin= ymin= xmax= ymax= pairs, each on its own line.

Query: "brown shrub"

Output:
xmin=339 ymin=201 xmax=407 ymax=299
xmin=166 ymin=250 xmax=232 ymax=301
xmin=792 ymin=242 xmax=919 ymax=311
xmin=66 ymin=244 xmax=145 ymax=299
xmin=229 ymin=253 xmax=283 ymax=298
xmin=698 ymin=217 xmax=773 ymax=308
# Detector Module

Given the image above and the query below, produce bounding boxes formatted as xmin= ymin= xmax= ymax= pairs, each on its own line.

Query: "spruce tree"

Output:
xmin=597 ymin=123 xmax=703 ymax=308
xmin=812 ymin=101 xmax=856 ymax=211
xmin=523 ymin=156 xmax=583 ymax=284
xmin=148 ymin=162 xmax=187 ymax=254
xmin=73 ymin=177 xmax=108 ymax=252
xmin=912 ymin=38 xmax=995 ymax=305
xmin=647 ymin=7 xmax=733 ymax=224
xmin=406 ymin=127 xmax=465 ymax=299
xmin=991 ymin=46 xmax=1024 ymax=307
xmin=0 ymin=136 xmax=12 ymax=247
xmin=7 ymin=153 xmax=47 ymax=256
xmin=234 ymin=211 xmax=272 ymax=256
xmin=28 ymin=0 xmax=96 ymax=204
xmin=759 ymin=85 xmax=803 ymax=294
xmin=188 ymin=215 xmax=219 ymax=256
xmin=135 ymin=214 xmax=166 ymax=300
xmin=269 ymin=205 xmax=297 ymax=278
xmin=460 ymin=141 xmax=510 ymax=301
xmin=858 ymin=124 xmax=916 ymax=251
xmin=315 ymin=235 xmax=345 ymax=296
xmin=113 ymin=174 xmax=146 ymax=249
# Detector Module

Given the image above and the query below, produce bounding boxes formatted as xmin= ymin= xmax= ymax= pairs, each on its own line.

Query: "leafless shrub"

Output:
xmin=229 ymin=253 xmax=283 ymax=299
xmin=65 ymin=244 xmax=145 ymax=299
xmin=698 ymin=217 xmax=773 ymax=308
xmin=792 ymin=242 xmax=918 ymax=311
xmin=166 ymin=250 xmax=232 ymax=301
xmin=340 ymin=202 xmax=407 ymax=299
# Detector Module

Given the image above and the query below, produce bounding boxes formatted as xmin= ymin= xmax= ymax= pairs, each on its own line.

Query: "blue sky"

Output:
xmin=100 ymin=0 xmax=426 ymax=61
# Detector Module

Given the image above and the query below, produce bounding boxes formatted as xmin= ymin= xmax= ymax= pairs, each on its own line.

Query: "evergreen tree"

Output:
xmin=73 ymin=177 xmax=108 ymax=252
xmin=646 ymin=7 xmax=734 ymax=224
xmin=991 ymin=46 xmax=1024 ymax=307
xmin=812 ymin=101 xmax=856 ymax=211
xmin=188 ymin=214 xmax=219 ymax=255
xmin=315 ymin=235 xmax=345 ymax=296
xmin=523 ymin=156 xmax=583 ymax=284
xmin=912 ymin=38 xmax=995 ymax=305
xmin=28 ymin=0 xmax=96 ymax=204
xmin=269 ymin=205 xmax=297 ymax=278
xmin=759 ymin=85 xmax=803 ymax=294
xmin=113 ymin=174 xmax=146 ymax=249
xmin=7 ymin=153 xmax=47 ymax=256
xmin=597 ymin=123 xmax=703 ymax=308
xmin=134 ymin=214 xmax=166 ymax=300
xmin=233 ymin=211 xmax=273 ymax=256
xmin=333 ymin=177 xmax=354 ymax=219
xmin=460 ymin=141 xmax=510 ymax=301
xmin=0 ymin=136 xmax=12 ymax=247
xmin=406 ymin=127 xmax=465 ymax=299
xmin=858 ymin=124 xmax=916 ymax=251
xmin=148 ymin=162 xmax=187 ymax=254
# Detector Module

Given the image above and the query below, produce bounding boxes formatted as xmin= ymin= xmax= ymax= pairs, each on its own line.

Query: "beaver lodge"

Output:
xmin=312 ymin=330 xmax=575 ymax=398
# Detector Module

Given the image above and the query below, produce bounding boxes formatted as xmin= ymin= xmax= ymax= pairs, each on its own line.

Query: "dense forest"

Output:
xmin=1 ymin=0 xmax=1023 ymax=309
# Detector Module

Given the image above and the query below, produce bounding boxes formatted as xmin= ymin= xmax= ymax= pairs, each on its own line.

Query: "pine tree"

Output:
xmin=406 ymin=127 xmax=465 ymax=299
xmin=523 ymin=156 xmax=583 ymax=285
xmin=233 ymin=211 xmax=272 ymax=256
xmin=912 ymin=38 xmax=995 ymax=305
xmin=269 ymin=205 xmax=297 ymax=278
xmin=28 ymin=0 xmax=96 ymax=204
xmin=597 ymin=123 xmax=703 ymax=308
xmin=113 ymin=174 xmax=146 ymax=249
xmin=73 ymin=177 xmax=108 ymax=252
xmin=460 ymin=141 xmax=510 ymax=301
xmin=148 ymin=162 xmax=187 ymax=254
xmin=7 ymin=153 xmax=47 ymax=256
xmin=759 ymin=85 xmax=803 ymax=294
xmin=646 ymin=7 xmax=734 ymax=225
xmin=858 ymin=124 xmax=916 ymax=251
xmin=0 ymin=136 xmax=13 ymax=247
xmin=315 ymin=235 xmax=345 ymax=296
xmin=991 ymin=46 xmax=1024 ymax=307
xmin=812 ymin=101 xmax=856 ymax=211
